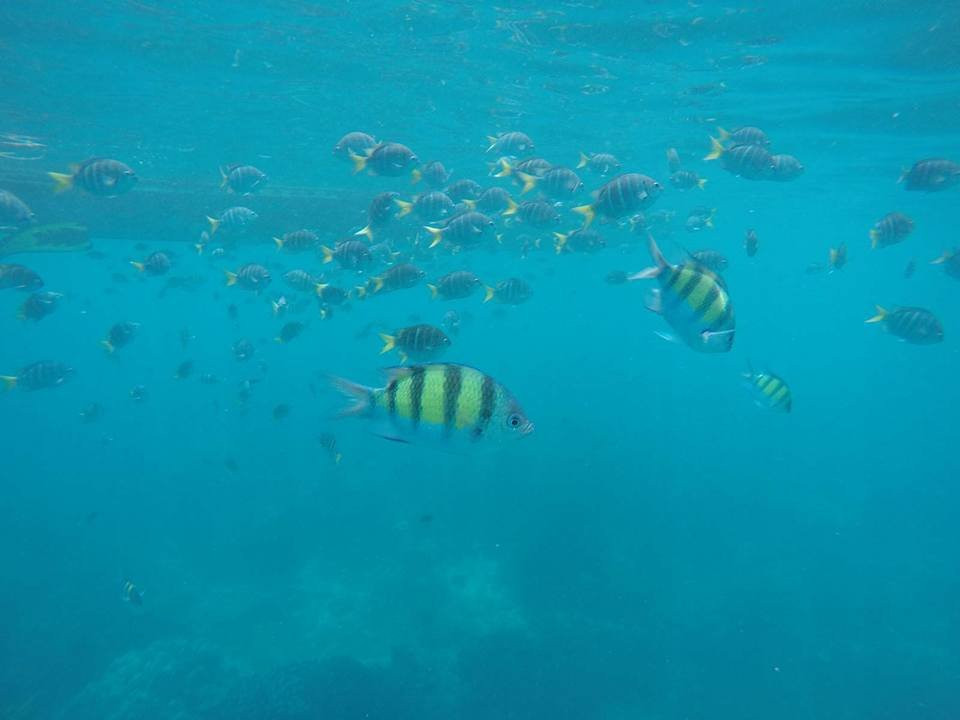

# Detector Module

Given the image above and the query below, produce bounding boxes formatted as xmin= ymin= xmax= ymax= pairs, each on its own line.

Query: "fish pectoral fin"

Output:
xmin=373 ymin=433 xmax=413 ymax=445
xmin=653 ymin=331 xmax=679 ymax=344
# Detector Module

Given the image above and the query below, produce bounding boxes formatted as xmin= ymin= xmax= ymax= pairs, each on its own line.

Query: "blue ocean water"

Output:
xmin=1 ymin=1 xmax=959 ymax=718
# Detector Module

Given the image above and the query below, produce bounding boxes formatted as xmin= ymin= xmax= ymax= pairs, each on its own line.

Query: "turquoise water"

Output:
xmin=2 ymin=2 xmax=960 ymax=718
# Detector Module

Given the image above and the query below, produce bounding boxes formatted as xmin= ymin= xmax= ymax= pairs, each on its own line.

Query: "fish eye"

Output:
xmin=507 ymin=413 xmax=522 ymax=428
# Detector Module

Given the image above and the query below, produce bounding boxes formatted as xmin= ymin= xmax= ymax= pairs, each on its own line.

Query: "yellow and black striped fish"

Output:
xmin=743 ymin=369 xmax=792 ymax=413
xmin=629 ymin=235 xmax=735 ymax=352
xmin=331 ymin=363 xmax=533 ymax=445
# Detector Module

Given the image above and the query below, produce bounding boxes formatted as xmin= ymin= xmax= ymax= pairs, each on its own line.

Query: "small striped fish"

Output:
xmin=629 ymin=235 xmax=735 ymax=353
xmin=743 ymin=369 xmax=792 ymax=413
xmin=331 ymin=363 xmax=533 ymax=445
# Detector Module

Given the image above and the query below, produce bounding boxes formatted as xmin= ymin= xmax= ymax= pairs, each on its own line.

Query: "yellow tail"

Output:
xmin=411 ymin=168 xmax=422 ymax=184
xmin=572 ymin=204 xmax=596 ymax=229
xmin=865 ymin=305 xmax=888 ymax=324
xmin=576 ymin=151 xmax=590 ymax=169
xmin=355 ymin=285 xmax=368 ymax=300
xmin=394 ymin=199 xmax=413 ymax=218
xmin=315 ymin=283 xmax=328 ymax=297
xmin=225 ymin=270 xmax=238 ymax=286
xmin=517 ymin=171 xmax=538 ymax=195
xmin=869 ymin=229 xmax=878 ymax=249
xmin=931 ymin=251 xmax=953 ymax=265
xmin=502 ymin=196 xmax=519 ymax=217
xmin=553 ymin=232 xmax=568 ymax=254
xmin=697 ymin=178 xmax=707 ymax=189
xmin=354 ymin=225 xmax=373 ymax=241
xmin=494 ymin=157 xmax=512 ymax=178
xmin=349 ymin=152 xmax=367 ymax=174
xmin=48 ymin=171 xmax=74 ymax=193
xmin=379 ymin=333 xmax=396 ymax=354
xmin=462 ymin=198 xmax=477 ymax=211
xmin=427 ymin=283 xmax=438 ymax=300
xmin=273 ymin=236 xmax=284 ymax=250
xmin=129 ymin=261 xmax=145 ymax=272
xmin=716 ymin=126 xmax=731 ymax=142
xmin=206 ymin=216 xmax=220 ymax=235
xmin=371 ymin=277 xmax=384 ymax=293
xmin=219 ymin=166 xmax=229 ymax=189
xmin=484 ymin=286 xmax=495 ymax=303
xmin=0 ymin=375 xmax=17 ymax=390
xmin=704 ymin=136 xmax=725 ymax=161
xmin=100 ymin=340 xmax=115 ymax=354
xmin=424 ymin=226 xmax=444 ymax=248
xmin=194 ymin=243 xmax=205 ymax=255
xmin=320 ymin=245 xmax=334 ymax=263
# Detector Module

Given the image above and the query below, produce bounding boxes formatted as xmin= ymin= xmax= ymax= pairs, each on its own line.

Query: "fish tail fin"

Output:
xmin=320 ymin=245 xmax=334 ymax=263
xmin=0 ymin=375 xmax=17 ymax=390
xmin=329 ymin=375 xmax=377 ymax=417
xmin=224 ymin=270 xmax=238 ymax=286
xmin=829 ymin=248 xmax=838 ymax=265
xmin=411 ymin=168 xmax=422 ymax=184
xmin=704 ymin=136 xmax=724 ymax=161
xmin=483 ymin=285 xmax=495 ymax=303
xmin=697 ymin=178 xmax=707 ymax=189
xmin=577 ymin=151 xmax=590 ymax=169
xmin=424 ymin=226 xmax=444 ymax=248
xmin=930 ymin=251 xmax=952 ymax=265
xmin=462 ymin=198 xmax=477 ymax=210
xmin=354 ymin=285 xmax=368 ymax=300
xmin=48 ymin=171 xmax=74 ymax=193
xmin=501 ymin=197 xmax=519 ymax=216
xmin=354 ymin=225 xmax=374 ymax=241
xmin=129 ymin=261 xmax=145 ymax=272
xmin=371 ymin=276 xmax=384 ymax=293
xmin=553 ymin=232 xmax=568 ymax=254
xmin=334 ymin=452 xmax=342 ymax=464
xmin=206 ymin=216 xmax=220 ymax=235
xmin=717 ymin=126 xmax=731 ymax=141
xmin=219 ymin=166 xmax=229 ymax=188
xmin=314 ymin=282 xmax=328 ymax=297
xmin=647 ymin=233 xmax=669 ymax=270
xmin=379 ymin=333 xmax=396 ymax=354
xmin=194 ymin=243 xmax=205 ymax=255
xmin=273 ymin=236 xmax=284 ymax=250
xmin=394 ymin=199 xmax=413 ymax=218
xmin=572 ymin=203 xmax=595 ymax=228
xmin=865 ymin=305 xmax=888 ymax=323
xmin=517 ymin=171 xmax=538 ymax=194
xmin=427 ymin=283 xmax=438 ymax=300
xmin=869 ymin=229 xmax=878 ymax=249
xmin=100 ymin=339 xmax=115 ymax=354
xmin=271 ymin=300 xmax=282 ymax=316
xmin=494 ymin=157 xmax=512 ymax=178
xmin=349 ymin=152 xmax=367 ymax=174
xmin=485 ymin=135 xmax=499 ymax=151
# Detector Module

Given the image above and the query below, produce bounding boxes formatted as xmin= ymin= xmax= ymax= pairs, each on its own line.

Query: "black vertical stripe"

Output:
xmin=443 ymin=364 xmax=462 ymax=431
xmin=387 ymin=377 xmax=398 ymax=416
xmin=475 ymin=374 xmax=496 ymax=437
xmin=410 ymin=366 xmax=426 ymax=426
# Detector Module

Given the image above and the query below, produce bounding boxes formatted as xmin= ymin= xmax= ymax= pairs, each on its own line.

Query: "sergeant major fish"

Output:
xmin=1 ymin=361 xmax=74 ymax=390
xmin=865 ymin=305 xmax=943 ymax=344
xmin=49 ymin=158 xmax=137 ymax=196
xmin=743 ymin=367 xmax=792 ymax=413
xmin=330 ymin=363 xmax=533 ymax=446
xmin=629 ymin=235 xmax=735 ymax=353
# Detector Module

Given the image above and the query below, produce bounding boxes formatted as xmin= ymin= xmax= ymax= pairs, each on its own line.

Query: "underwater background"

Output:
xmin=1 ymin=1 xmax=960 ymax=718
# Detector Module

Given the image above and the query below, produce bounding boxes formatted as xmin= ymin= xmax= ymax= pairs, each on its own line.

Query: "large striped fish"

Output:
xmin=629 ymin=235 xmax=735 ymax=352
xmin=331 ymin=363 xmax=533 ymax=445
